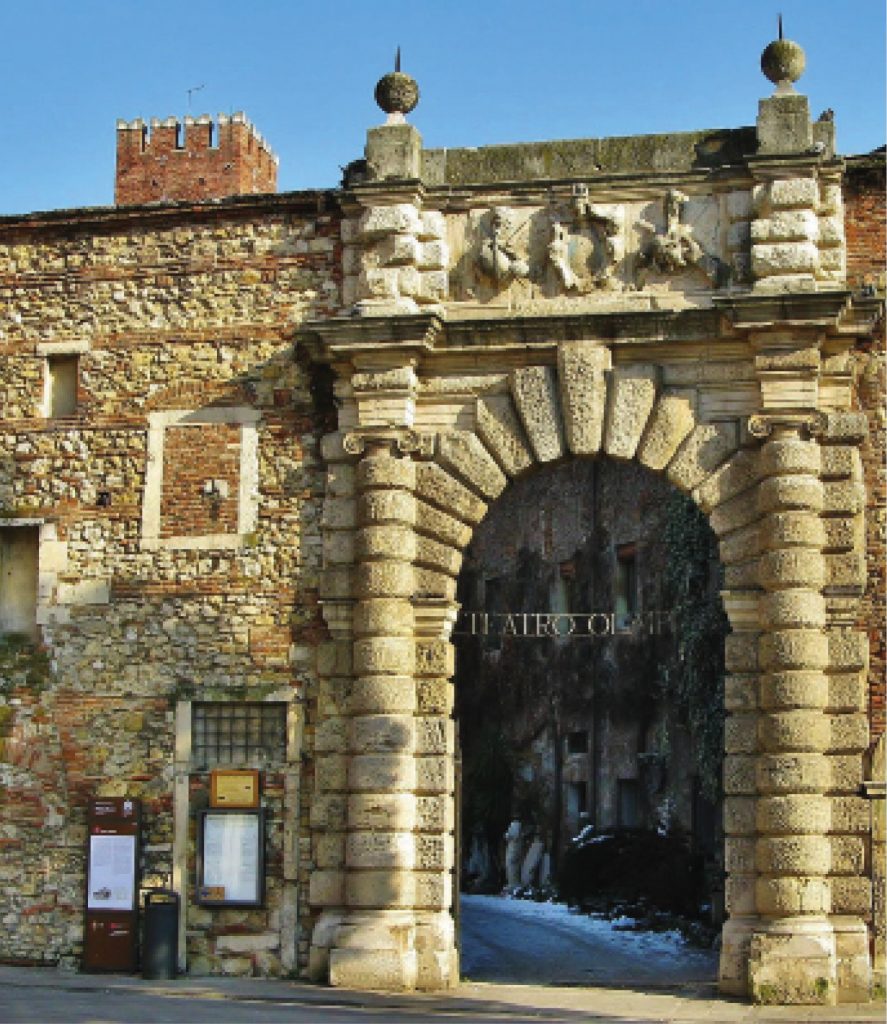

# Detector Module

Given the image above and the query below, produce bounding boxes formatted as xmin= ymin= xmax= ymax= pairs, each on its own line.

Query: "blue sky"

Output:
xmin=0 ymin=0 xmax=883 ymax=216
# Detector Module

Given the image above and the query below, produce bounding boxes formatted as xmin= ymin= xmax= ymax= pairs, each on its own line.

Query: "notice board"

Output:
xmin=197 ymin=809 xmax=264 ymax=907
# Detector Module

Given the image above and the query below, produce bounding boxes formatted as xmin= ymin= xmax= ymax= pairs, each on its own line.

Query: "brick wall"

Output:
xmin=160 ymin=423 xmax=241 ymax=538
xmin=116 ymin=113 xmax=278 ymax=206
xmin=845 ymin=152 xmax=886 ymax=741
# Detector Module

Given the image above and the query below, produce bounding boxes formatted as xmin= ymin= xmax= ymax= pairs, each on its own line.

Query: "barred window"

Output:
xmin=192 ymin=702 xmax=287 ymax=770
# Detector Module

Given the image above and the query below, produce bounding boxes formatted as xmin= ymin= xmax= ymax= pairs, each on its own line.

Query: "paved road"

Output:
xmin=460 ymin=894 xmax=719 ymax=988
xmin=0 ymin=963 xmax=882 ymax=1024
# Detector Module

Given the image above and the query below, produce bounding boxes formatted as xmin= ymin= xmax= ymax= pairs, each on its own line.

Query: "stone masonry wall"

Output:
xmin=0 ymin=196 xmax=339 ymax=973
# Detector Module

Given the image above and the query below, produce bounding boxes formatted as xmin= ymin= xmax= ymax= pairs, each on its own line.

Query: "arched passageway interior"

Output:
xmin=454 ymin=458 xmax=726 ymax=985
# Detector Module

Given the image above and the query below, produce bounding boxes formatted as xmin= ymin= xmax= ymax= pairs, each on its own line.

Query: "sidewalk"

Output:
xmin=0 ymin=964 xmax=883 ymax=1023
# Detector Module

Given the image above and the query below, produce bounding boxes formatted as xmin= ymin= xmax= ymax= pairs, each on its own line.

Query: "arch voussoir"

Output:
xmin=509 ymin=365 xmax=565 ymax=462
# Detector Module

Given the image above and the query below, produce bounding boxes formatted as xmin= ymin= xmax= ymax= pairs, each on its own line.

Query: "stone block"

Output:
xmin=723 ymin=754 xmax=756 ymax=794
xmin=824 ymin=552 xmax=866 ymax=589
xmin=820 ymin=412 xmax=867 ymax=443
xmin=823 ymin=516 xmax=864 ymax=553
xmin=725 ymin=716 xmax=757 ymax=754
xmin=415 ymin=716 xmax=451 ymax=755
xmin=358 ymin=454 xmax=417 ymax=492
xmin=759 ymin=590 xmax=825 ymax=630
xmin=346 ymin=831 xmax=415 ymax=869
xmin=725 ymin=873 xmax=757 ymax=914
xmin=348 ymin=793 xmax=417 ymax=831
xmin=415 ymin=463 xmax=487 ymax=526
xmin=358 ymin=204 xmax=420 ymax=240
xmin=353 ymin=636 xmax=415 ymax=675
xmin=724 ymin=674 xmax=757 ymax=712
xmin=360 ymin=490 xmax=417 ymax=526
xmin=314 ymin=834 xmax=345 ymax=870
xmin=759 ymin=671 xmax=828 ymax=710
xmin=693 ymin=449 xmax=759 ymax=514
xmin=416 ymin=795 xmax=454 ymax=833
xmin=310 ymin=795 xmax=347 ymax=831
xmin=557 ymin=342 xmax=610 ymax=455
xmin=750 ymin=210 xmax=819 ymax=243
xmin=345 ymin=869 xmax=415 ymax=908
xmin=725 ymin=632 xmax=759 ymax=673
xmin=603 ymin=364 xmax=657 ymax=460
xmin=353 ymin=599 xmax=413 ymax=638
xmin=759 ymin=630 xmax=828 ymax=672
xmin=330 ymin=947 xmax=417 ymax=990
xmin=347 ymin=676 xmax=417 ymax=715
xmin=830 ymin=876 xmax=872 ymax=917
xmin=348 ymin=753 xmax=416 ymax=792
xmin=758 ymin=548 xmax=826 ymax=590
xmin=416 ymin=679 xmax=453 ymax=716
xmin=637 ymin=390 xmax=694 ymax=471
xmin=324 ymin=530 xmax=356 ymax=565
xmin=509 ymin=365 xmax=564 ymax=463
xmin=757 ymin=474 xmax=823 ymax=514
xmin=828 ymin=714 xmax=868 ymax=754
xmin=827 ymin=630 xmax=868 ymax=672
xmin=349 ymin=714 xmax=416 ymax=755
xmin=757 ymin=794 xmax=831 ymax=834
xmin=751 ymin=241 xmax=819 ymax=276
xmin=756 ymin=835 xmax=831 ymax=875
xmin=309 ymin=870 xmax=345 ymax=907
xmin=416 ymin=501 xmax=473 ymax=550
xmin=667 ymin=421 xmax=738 ymax=492
xmin=419 ymin=210 xmax=446 ymax=241
xmin=414 ymin=566 xmax=456 ymax=600
xmin=356 ymin=525 xmax=417 ymax=562
xmin=822 ymin=481 xmax=865 ymax=516
xmin=315 ymin=716 xmax=348 ymax=754
xmin=315 ymin=754 xmax=349 ymax=792
xmin=414 ymin=639 xmax=454 ymax=678
xmin=415 ymin=535 xmax=461 ymax=576
xmin=754 ymin=177 xmax=819 ymax=213
xmin=755 ymin=877 xmax=830 ymax=916
xmin=378 ymin=233 xmax=421 ymax=266
xmin=355 ymin=561 xmax=414 ymax=599
xmin=416 ymin=755 xmax=452 ymax=794
xmin=759 ymin=510 xmax=824 ymax=550
xmin=830 ymin=796 xmax=870 ymax=834
xmin=437 ymin=431 xmax=507 ymax=501
xmin=756 ymin=752 xmax=829 ymax=792
xmin=758 ymin=710 xmax=829 ymax=753
xmin=709 ymin=491 xmax=759 ymax=537
xmin=748 ymin=926 xmax=837 ymax=1006
xmin=725 ymin=837 xmax=756 ymax=873
xmin=723 ymin=796 xmax=757 ymax=835
xmin=475 ymin=395 xmax=534 ymax=478
xmin=829 ymin=836 xmax=865 ymax=875
xmin=826 ymin=674 xmax=866 ymax=714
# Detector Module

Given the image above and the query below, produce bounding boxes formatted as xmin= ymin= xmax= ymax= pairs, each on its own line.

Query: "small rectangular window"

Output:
xmin=45 ymin=355 xmax=78 ymax=418
xmin=566 ymin=730 xmax=588 ymax=754
xmin=192 ymin=702 xmax=287 ymax=770
xmin=0 ymin=527 xmax=39 ymax=638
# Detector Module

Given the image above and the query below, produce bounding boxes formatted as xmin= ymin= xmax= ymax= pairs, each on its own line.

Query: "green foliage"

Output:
xmin=0 ymin=632 xmax=51 ymax=695
xmin=655 ymin=491 xmax=729 ymax=799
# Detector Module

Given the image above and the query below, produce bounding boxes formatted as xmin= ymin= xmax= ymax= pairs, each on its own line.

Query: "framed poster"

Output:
xmin=87 ymin=833 xmax=137 ymax=911
xmin=197 ymin=809 xmax=264 ymax=907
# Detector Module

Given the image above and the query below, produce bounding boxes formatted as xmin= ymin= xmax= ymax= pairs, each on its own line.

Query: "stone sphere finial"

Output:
xmin=761 ymin=15 xmax=806 ymax=89
xmin=374 ymin=47 xmax=419 ymax=120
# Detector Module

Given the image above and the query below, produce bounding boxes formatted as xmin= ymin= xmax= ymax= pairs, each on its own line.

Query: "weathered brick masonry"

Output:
xmin=0 ymin=195 xmax=339 ymax=972
xmin=844 ymin=153 xmax=886 ymax=741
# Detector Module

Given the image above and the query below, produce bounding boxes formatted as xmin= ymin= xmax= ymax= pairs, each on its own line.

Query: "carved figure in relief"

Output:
xmin=546 ymin=194 xmax=622 ymax=294
xmin=639 ymin=189 xmax=729 ymax=286
xmin=477 ymin=207 xmax=530 ymax=289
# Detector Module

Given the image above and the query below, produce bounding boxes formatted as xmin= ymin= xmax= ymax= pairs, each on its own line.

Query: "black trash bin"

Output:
xmin=142 ymin=889 xmax=179 ymax=979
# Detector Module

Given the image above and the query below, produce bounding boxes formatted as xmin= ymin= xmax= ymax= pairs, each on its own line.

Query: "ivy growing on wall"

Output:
xmin=655 ymin=490 xmax=729 ymax=799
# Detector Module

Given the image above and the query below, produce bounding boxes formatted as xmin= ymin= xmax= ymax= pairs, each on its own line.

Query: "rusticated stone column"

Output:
xmin=748 ymin=424 xmax=837 ymax=1004
xmin=326 ymin=439 xmax=421 ymax=989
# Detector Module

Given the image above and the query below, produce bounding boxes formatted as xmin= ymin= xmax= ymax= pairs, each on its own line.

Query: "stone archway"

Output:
xmin=302 ymin=306 xmax=872 ymax=1005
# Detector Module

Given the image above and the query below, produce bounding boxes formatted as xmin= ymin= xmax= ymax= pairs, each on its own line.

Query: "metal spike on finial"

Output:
xmin=778 ymin=14 xmax=783 ymax=41
xmin=395 ymin=46 xmax=401 ymax=73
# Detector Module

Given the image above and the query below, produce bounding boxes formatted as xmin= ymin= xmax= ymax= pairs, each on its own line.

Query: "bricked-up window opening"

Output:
xmin=617 ymin=778 xmax=640 ymax=828
xmin=0 ymin=527 xmax=39 ymax=638
xmin=614 ymin=542 xmax=638 ymax=629
xmin=45 ymin=355 xmax=78 ymax=418
xmin=566 ymin=730 xmax=588 ymax=754
xmin=566 ymin=781 xmax=587 ymax=818
xmin=192 ymin=702 xmax=287 ymax=770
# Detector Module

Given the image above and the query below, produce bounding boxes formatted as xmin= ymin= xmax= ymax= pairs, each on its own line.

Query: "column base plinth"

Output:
xmin=748 ymin=917 xmax=837 ymax=1005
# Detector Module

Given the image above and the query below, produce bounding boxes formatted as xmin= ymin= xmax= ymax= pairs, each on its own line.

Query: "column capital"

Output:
xmin=747 ymin=412 xmax=826 ymax=441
